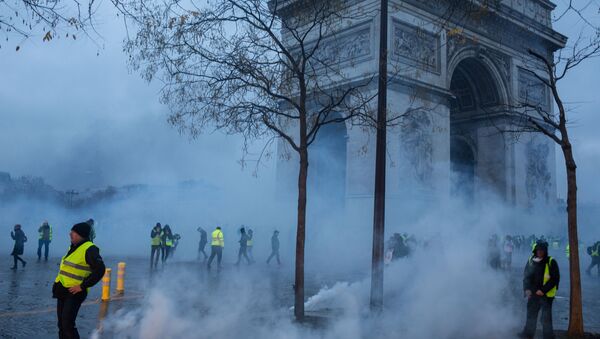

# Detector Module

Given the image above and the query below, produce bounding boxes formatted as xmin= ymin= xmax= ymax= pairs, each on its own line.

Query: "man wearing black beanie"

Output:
xmin=53 ymin=222 xmax=105 ymax=339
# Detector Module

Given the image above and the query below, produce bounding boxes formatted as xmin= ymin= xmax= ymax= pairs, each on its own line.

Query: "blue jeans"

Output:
xmin=37 ymin=239 xmax=50 ymax=260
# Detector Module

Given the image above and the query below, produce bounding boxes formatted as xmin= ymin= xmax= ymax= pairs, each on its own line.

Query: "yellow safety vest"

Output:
xmin=151 ymin=229 xmax=161 ymax=246
xmin=39 ymin=226 xmax=53 ymax=240
xmin=165 ymin=236 xmax=174 ymax=247
xmin=592 ymin=244 xmax=600 ymax=257
xmin=55 ymin=241 xmax=95 ymax=289
xmin=247 ymin=238 xmax=253 ymax=247
xmin=212 ymin=229 xmax=224 ymax=247
xmin=529 ymin=256 xmax=557 ymax=298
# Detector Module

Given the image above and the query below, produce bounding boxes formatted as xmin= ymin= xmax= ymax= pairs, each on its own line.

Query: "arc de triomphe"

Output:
xmin=276 ymin=0 xmax=566 ymax=223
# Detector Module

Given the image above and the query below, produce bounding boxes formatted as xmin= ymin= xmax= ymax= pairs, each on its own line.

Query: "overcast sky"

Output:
xmin=0 ymin=1 xmax=598 ymax=202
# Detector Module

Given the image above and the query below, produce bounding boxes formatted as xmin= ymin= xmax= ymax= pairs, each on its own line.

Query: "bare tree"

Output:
xmin=510 ymin=20 xmax=600 ymax=338
xmin=1 ymin=0 xmax=101 ymax=49
xmin=113 ymin=0 xmax=383 ymax=320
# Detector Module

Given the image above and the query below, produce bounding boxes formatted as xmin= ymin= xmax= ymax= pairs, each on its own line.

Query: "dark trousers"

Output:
xmin=12 ymin=255 xmax=26 ymax=268
xmin=162 ymin=246 xmax=171 ymax=263
xmin=587 ymin=256 xmax=600 ymax=276
xmin=150 ymin=245 xmax=161 ymax=268
xmin=198 ymin=242 xmax=208 ymax=260
xmin=267 ymin=249 xmax=280 ymax=264
xmin=236 ymin=246 xmax=250 ymax=265
xmin=523 ymin=296 xmax=554 ymax=339
xmin=57 ymin=292 xmax=86 ymax=339
xmin=38 ymin=239 xmax=50 ymax=260
xmin=207 ymin=246 xmax=223 ymax=268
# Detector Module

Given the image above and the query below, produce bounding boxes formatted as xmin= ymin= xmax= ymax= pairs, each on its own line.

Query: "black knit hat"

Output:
xmin=533 ymin=240 xmax=549 ymax=254
xmin=72 ymin=222 xmax=91 ymax=239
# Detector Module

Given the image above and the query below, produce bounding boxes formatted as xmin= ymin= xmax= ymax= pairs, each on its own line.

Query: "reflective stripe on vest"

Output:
xmin=592 ymin=244 xmax=600 ymax=257
xmin=55 ymin=241 xmax=95 ymax=288
xmin=212 ymin=229 xmax=224 ymax=247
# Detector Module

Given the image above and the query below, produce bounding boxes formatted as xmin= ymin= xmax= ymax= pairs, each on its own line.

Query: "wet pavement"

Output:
xmin=1 ymin=250 xmax=600 ymax=338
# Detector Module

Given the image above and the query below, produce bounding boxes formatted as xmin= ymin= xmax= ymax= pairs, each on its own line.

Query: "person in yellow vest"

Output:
xmin=161 ymin=225 xmax=174 ymax=263
xmin=37 ymin=220 xmax=52 ymax=262
xmin=150 ymin=223 xmax=162 ymax=269
xmin=53 ymin=222 xmax=105 ymax=339
xmin=519 ymin=240 xmax=560 ymax=339
xmin=207 ymin=226 xmax=224 ymax=270
xmin=586 ymin=241 xmax=600 ymax=276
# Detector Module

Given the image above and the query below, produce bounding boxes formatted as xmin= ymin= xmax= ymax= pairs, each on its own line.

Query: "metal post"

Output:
xmin=116 ymin=262 xmax=126 ymax=295
xmin=370 ymin=0 xmax=388 ymax=312
xmin=101 ymin=268 xmax=112 ymax=301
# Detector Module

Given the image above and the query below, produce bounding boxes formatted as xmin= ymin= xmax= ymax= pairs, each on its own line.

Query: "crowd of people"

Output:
xmin=187 ymin=225 xmax=281 ymax=270
xmin=6 ymin=221 xmax=600 ymax=339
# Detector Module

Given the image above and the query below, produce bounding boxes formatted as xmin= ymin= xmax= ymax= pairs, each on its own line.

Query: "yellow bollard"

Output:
xmin=116 ymin=262 xmax=126 ymax=295
xmin=101 ymin=268 xmax=112 ymax=301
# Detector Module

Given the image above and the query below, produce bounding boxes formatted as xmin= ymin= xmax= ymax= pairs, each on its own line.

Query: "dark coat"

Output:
xmin=11 ymin=229 xmax=27 ymax=255
xmin=523 ymin=255 xmax=560 ymax=295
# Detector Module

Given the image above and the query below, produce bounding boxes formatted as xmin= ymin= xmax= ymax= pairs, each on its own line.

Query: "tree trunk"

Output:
xmin=563 ymin=141 xmax=584 ymax=336
xmin=294 ymin=118 xmax=308 ymax=321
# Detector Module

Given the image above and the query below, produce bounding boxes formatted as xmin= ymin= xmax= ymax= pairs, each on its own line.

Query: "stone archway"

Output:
xmin=449 ymin=55 xmax=508 ymax=201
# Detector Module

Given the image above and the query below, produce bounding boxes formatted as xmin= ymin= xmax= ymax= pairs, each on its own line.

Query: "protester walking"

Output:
xmin=10 ymin=224 xmax=27 ymax=269
xmin=266 ymin=230 xmax=281 ymax=265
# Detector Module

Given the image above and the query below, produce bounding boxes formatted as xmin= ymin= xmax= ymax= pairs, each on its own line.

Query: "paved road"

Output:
xmin=1 ymin=250 xmax=599 ymax=338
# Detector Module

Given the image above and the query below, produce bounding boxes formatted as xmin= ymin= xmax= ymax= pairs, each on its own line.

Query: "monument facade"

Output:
xmin=276 ymin=0 xmax=567 ymax=222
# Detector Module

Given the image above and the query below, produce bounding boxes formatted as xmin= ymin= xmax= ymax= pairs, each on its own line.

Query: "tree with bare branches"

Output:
xmin=1 ymin=0 xmax=100 ymax=49
xmin=511 ymin=18 xmax=600 ymax=338
xmin=113 ymin=0 xmax=383 ymax=320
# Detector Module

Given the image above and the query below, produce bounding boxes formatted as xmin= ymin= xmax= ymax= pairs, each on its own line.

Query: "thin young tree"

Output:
xmin=513 ymin=25 xmax=600 ymax=338
xmin=113 ymin=0 xmax=381 ymax=320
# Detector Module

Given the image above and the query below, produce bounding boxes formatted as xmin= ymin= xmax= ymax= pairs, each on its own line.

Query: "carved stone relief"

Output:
xmin=392 ymin=20 xmax=441 ymax=74
xmin=400 ymin=112 xmax=434 ymax=186
xmin=525 ymin=140 xmax=551 ymax=204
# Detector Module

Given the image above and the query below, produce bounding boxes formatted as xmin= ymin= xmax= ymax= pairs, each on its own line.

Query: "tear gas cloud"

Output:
xmin=1 ymin=2 xmax=600 ymax=339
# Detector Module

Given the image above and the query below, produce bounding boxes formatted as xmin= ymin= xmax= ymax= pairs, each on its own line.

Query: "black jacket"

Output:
xmin=523 ymin=256 xmax=560 ymax=296
xmin=11 ymin=229 xmax=27 ymax=255
xmin=52 ymin=240 xmax=106 ymax=299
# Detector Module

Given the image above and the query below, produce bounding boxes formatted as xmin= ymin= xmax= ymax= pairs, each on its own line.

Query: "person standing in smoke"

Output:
xmin=503 ymin=235 xmax=514 ymax=270
xmin=266 ymin=230 xmax=281 ymax=265
xmin=586 ymin=241 xmax=600 ymax=276
xmin=37 ymin=220 xmax=52 ymax=262
xmin=207 ymin=226 xmax=224 ymax=270
xmin=520 ymin=240 xmax=559 ymax=339
xmin=197 ymin=227 xmax=208 ymax=261
xmin=487 ymin=234 xmax=501 ymax=270
xmin=53 ymin=222 xmax=105 ymax=339
xmin=247 ymin=228 xmax=255 ymax=263
xmin=235 ymin=227 xmax=251 ymax=266
xmin=150 ymin=223 xmax=162 ymax=269
xmin=171 ymin=233 xmax=181 ymax=256
xmin=161 ymin=225 xmax=174 ymax=263
xmin=86 ymin=219 xmax=96 ymax=242
xmin=10 ymin=224 xmax=27 ymax=269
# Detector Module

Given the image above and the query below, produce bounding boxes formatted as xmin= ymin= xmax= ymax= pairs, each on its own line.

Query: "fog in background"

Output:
xmin=0 ymin=1 xmax=599 ymax=338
